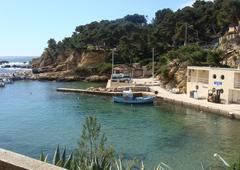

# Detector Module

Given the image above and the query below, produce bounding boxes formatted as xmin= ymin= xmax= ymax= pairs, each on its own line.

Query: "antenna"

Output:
xmin=152 ymin=48 xmax=155 ymax=78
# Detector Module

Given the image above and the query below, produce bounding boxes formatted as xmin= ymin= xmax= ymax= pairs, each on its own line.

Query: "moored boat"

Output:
xmin=113 ymin=89 xmax=155 ymax=104
xmin=2 ymin=78 xmax=13 ymax=84
xmin=0 ymin=81 xmax=5 ymax=87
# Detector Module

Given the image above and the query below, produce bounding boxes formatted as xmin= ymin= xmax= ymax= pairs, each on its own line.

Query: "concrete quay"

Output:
xmin=150 ymin=86 xmax=240 ymax=120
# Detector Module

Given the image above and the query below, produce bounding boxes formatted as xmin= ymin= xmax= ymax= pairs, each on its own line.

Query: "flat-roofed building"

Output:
xmin=187 ymin=66 xmax=240 ymax=104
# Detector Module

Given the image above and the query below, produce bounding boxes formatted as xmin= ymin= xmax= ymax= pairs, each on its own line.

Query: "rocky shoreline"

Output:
xmin=0 ymin=69 xmax=34 ymax=81
xmin=32 ymin=71 xmax=109 ymax=82
xmin=0 ymin=69 xmax=109 ymax=83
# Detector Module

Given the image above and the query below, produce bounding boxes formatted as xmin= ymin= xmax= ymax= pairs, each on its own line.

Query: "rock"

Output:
xmin=78 ymin=51 xmax=105 ymax=68
xmin=218 ymin=35 xmax=240 ymax=68
xmin=87 ymin=87 xmax=95 ymax=91
xmin=55 ymin=64 xmax=67 ymax=72
xmin=31 ymin=50 xmax=107 ymax=81
xmin=168 ymin=67 xmax=179 ymax=78
xmin=36 ymin=71 xmax=74 ymax=81
xmin=0 ymin=61 xmax=9 ymax=65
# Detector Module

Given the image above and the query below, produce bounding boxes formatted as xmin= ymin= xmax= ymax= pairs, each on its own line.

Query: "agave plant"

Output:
xmin=40 ymin=145 xmax=76 ymax=169
xmin=214 ymin=153 xmax=230 ymax=168
xmin=114 ymin=158 xmax=139 ymax=170
xmin=153 ymin=162 xmax=172 ymax=170
xmin=113 ymin=158 xmax=172 ymax=170
xmin=227 ymin=155 xmax=240 ymax=170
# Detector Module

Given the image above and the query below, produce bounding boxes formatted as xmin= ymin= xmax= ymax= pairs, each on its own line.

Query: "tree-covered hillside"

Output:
xmin=36 ymin=0 xmax=240 ymax=82
xmin=41 ymin=0 xmax=240 ymax=67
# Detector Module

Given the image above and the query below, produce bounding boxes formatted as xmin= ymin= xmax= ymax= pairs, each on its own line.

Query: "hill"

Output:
xmin=32 ymin=0 xmax=240 ymax=84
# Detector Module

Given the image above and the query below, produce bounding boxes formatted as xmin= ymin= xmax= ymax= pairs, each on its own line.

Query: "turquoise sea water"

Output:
xmin=0 ymin=81 xmax=240 ymax=169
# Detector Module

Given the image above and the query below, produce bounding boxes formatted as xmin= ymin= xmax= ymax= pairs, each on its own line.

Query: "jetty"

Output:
xmin=56 ymin=88 xmax=143 ymax=96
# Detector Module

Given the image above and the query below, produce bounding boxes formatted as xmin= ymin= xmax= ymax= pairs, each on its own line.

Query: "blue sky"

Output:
xmin=0 ymin=0 xmax=195 ymax=56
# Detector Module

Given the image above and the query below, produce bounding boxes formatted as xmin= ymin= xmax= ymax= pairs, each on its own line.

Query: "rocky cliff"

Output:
xmin=157 ymin=36 xmax=240 ymax=93
xmin=157 ymin=59 xmax=188 ymax=94
xmin=32 ymin=50 xmax=108 ymax=81
xmin=218 ymin=36 xmax=240 ymax=67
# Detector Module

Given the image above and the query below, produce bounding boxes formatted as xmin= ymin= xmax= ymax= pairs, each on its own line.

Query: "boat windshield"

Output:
xmin=122 ymin=89 xmax=133 ymax=98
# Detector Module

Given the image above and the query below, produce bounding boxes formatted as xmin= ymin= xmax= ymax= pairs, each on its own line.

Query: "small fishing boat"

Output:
xmin=2 ymin=78 xmax=13 ymax=84
xmin=113 ymin=89 xmax=155 ymax=104
xmin=0 ymin=81 xmax=5 ymax=87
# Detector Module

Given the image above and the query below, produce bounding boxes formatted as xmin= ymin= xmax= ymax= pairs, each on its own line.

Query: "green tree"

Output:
xmin=75 ymin=116 xmax=114 ymax=169
xmin=207 ymin=51 xmax=222 ymax=66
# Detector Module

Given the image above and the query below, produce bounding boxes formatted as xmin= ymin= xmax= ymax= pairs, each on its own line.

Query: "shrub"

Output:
xmin=96 ymin=63 xmax=112 ymax=74
xmin=228 ymin=155 xmax=240 ymax=170
xmin=157 ymin=65 xmax=169 ymax=78
xmin=75 ymin=116 xmax=115 ymax=169
xmin=207 ymin=51 xmax=221 ymax=66
xmin=75 ymin=67 xmax=91 ymax=76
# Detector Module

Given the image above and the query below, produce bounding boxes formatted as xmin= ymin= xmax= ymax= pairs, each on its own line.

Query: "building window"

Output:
xmin=213 ymin=74 xmax=217 ymax=79
xmin=221 ymin=75 xmax=225 ymax=80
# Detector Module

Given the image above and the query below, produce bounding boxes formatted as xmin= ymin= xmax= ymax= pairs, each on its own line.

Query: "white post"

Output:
xmin=184 ymin=23 xmax=188 ymax=46
xmin=152 ymin=48 xmax=155 ymax=79
xmin=196 ymin=70 xmax=199 ymax=83
xmin=111 ymin=49 xmax=114 ymax=80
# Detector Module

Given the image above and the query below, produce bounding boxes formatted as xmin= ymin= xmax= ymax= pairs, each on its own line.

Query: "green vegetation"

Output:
xmin=40 ymin=146 xmax=75 ymax=169
xmin=226 ymin=155 xmax=240 ymax=170
xmin=75 ymin=116 xmax=114 ymax=169
xmin=41 ymin=0 xmax=240 ymax=70
xmin=75 ymin=67 xmax=92 ymax=77
xmin=96 ymin=63 xmax=112 ymax=74
xmin=155 ymin=44 xmax=223 ymax=78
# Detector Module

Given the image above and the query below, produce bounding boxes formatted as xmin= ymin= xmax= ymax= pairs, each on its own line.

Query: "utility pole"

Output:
xmin=184 ymin=23 xmax=188 ymax=46
xmin=111 ymin=49 xmax=115 ymax=79
xmin=152 ymin=48 xmax=155 ymax=78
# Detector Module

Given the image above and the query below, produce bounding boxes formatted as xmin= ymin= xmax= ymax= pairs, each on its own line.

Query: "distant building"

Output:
xmin=219 ymin=21 xmax=240 ymax=44
xmin=113 ymin=64 xmax=151 ymax=78
xmin=187 ymin=66 xmax=240 ymax=104
xmin=113 ymin=65 xmax=129 ymax=75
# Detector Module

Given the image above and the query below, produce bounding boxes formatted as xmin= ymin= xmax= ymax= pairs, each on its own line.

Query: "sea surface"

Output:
xmin=0 ymin=57 xmax=240 ymax=169
xmin=0 ymin=56 xmax=35 ymax=62
xmin=0 ymin=56 xmax=34 ymax=73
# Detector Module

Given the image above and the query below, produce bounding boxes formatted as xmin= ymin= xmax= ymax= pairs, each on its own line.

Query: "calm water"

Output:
xmin=0 ymin=81 xmax=240 ymax=169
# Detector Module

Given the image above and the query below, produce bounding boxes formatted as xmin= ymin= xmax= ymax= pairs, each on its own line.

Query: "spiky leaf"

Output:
xmin=53 ymin=145 xmax=61 ymax=165
xmin=40 ymin=151 xmax=45 ymax=162
xmin=64 ymin=152 xmax=73 ymax=169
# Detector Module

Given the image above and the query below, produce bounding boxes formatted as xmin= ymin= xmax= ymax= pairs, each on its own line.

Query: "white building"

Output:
xmin=187 ymin=66 xmax=240 ymax=104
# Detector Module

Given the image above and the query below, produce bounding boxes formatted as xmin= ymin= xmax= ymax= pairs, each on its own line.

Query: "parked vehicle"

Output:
xmin=112 ymin=74 xmax=131 ymax=82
